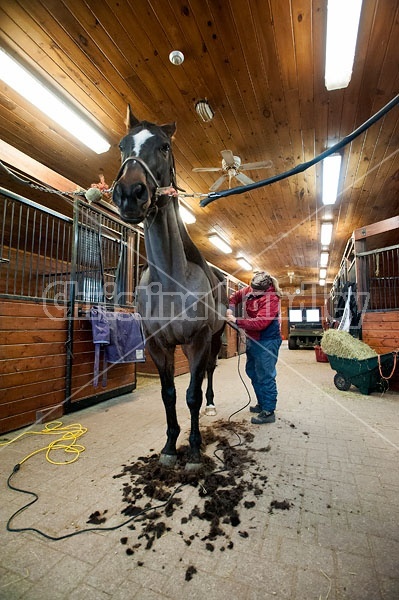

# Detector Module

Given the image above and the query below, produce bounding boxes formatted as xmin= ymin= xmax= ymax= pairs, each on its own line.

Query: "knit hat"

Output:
xmin=251 ymin=271 xmax=273 ymax=291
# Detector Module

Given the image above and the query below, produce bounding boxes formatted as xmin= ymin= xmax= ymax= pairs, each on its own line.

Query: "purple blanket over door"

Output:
xmin=90 ymin=306 xmax=146 ymax=388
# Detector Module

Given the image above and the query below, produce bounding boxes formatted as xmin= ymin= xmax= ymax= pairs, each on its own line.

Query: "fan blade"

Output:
xmin=234 ymin=172 xmax=255 ymax=186
xmin=210 ymin=174 xmax=228 ymax=192
xmin=221 ymin=149 xmax=235 ymax=167
xmin=240 ymin=160 xmax=273 ymax=170
xmin=192 ymin=167 xmax=222 ymax=172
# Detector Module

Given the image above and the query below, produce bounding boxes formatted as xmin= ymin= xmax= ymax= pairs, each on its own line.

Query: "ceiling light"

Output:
xmin=319 ymin=279 xmax=326 ymax=286
xmin=321 ymin=222 xmax=333 ymax=246
xmin=322 ymin=154 xmax=342 ymax=205
xmin=179 ymin=203 xmax=196 ymax=224
xmin=0 ymin=49 xmax=110 ymax=154
xmin=320 ymin=252 xmax=329 ymax=267
xmin=325 ymin=0 xmax=363 ymax=90
xmin=319 ymin=268 xmax=327 ymax=279
xmin=195 ymin=99 xmax=214 ymax=122
xmin=237 ymin=257 xmax=252 ymax=271
xmin=209 ymin=234 xmax=232 ymax=254
xmin=169 ymin=50 xmax=184 ymax=65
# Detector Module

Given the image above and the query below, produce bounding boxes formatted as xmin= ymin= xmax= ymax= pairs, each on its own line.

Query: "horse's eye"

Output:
xmin=160 ymin=143 xmax=170 ymax=154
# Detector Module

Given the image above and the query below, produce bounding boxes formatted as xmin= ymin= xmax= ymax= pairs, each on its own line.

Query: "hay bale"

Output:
xmin=321 ymin=329 xmax=377 ymax=360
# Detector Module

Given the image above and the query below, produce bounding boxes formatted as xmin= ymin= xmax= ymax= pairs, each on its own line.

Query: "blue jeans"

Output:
xmin=245 ymin=337 xmax=282 ymax=412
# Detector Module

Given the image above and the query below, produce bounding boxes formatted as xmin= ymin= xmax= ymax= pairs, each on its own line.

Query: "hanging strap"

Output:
xmin=378 ymin=351 xmax=398 ymax=380
xmin=93 ymin=343 xmax=101 ymax=387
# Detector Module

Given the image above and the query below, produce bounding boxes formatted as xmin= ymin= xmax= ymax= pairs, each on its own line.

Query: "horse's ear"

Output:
xmin=125 ymin=104 xmax=140 ymax=131
xmin=162 ymin=122 xmax=177 ymax=139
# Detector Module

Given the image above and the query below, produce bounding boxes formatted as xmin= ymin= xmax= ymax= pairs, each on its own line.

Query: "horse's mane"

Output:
xmin=129 ymin=116 xmax=225 ymax=299
xmin=173 ymin=198 xmax=211 ymax=270
xmin=172 ymin=198 xmax=225 ymax=297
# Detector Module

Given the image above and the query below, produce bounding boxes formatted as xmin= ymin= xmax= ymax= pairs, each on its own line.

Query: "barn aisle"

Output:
xmin=1 ymin=342 xmax=398 ymax=600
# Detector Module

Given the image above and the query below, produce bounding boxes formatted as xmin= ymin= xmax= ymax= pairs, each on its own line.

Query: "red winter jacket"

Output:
xmin=228 ymin=285 xmax=281 ymax=341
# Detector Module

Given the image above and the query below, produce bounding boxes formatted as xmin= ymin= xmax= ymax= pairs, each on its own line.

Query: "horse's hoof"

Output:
xmin=185 ymin=461 xmax=202 ymax=472
xmin=204 ymin=405 xmax=217 ymax=416
xmin=159 ymin=453 xmax=177 ymax=467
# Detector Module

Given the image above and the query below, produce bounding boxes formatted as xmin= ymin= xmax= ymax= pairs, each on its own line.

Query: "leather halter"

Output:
xmin=113 ymin=155 xmax=178 ymax=200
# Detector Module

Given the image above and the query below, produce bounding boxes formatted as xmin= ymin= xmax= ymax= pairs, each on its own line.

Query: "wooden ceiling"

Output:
xmin=0 ymin=0 xmax=398 ymax=290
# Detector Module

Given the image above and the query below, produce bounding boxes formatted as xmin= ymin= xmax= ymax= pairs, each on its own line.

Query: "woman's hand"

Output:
xmin=225 ymin=308 xmax=237 ymax=324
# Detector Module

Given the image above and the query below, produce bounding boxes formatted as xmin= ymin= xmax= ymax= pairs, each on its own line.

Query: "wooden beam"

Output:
xmin=354 ymin=216 xmax=399 ymax=241
xmin=0 ymin=139 xmax=79 ymax=192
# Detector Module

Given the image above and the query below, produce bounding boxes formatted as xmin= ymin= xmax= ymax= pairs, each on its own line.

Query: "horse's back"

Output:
xmin=137 ymin=262 xmax=226 ymax=344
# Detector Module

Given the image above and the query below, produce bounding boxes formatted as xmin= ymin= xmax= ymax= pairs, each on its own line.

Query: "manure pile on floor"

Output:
xmin=107 ymin=420 xmax=279 ymax=563
xmin=321 ymin=329 xmax=377 ymax=360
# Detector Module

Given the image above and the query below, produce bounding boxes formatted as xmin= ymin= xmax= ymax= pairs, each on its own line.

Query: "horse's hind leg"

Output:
xmin=204 ymin=327 xmax=224 ymax=416
xmin=148 ymin=342 xmax=180 ymax=466
xmin=204 ymin=369 xmax=217 ymax=415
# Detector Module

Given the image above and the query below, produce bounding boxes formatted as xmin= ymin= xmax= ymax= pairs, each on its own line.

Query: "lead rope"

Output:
xmin=378 ymin=351 xmax=398 ymax=380
xmin=1 ymin=157 xmax=208 ymax=202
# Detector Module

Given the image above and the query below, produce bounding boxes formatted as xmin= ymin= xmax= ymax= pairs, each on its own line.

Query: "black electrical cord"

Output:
xmin=6 ymin=463 xmax=187 ymax=541
xmin=200 ymin=92 xmax=399 ymax=207
xmin=211 ymin=322 xmax=253 ymax=465
xmin=6 ymin=324 xmax=252 ymax=540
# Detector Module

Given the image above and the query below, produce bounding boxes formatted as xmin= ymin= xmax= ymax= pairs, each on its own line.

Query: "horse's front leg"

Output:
xmin=183 ymin=334 xmax=211 ymax=468
xmin=148 ymin=341 xmax=180 ymax=466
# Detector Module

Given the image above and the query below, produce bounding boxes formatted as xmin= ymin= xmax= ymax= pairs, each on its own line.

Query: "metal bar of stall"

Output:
xmin=357 ymin=245 xmax=399 ymax=311
xmin=0 ymin=186 xmax=71 ymax=221
xmin=21 ymin=206 xmax=29 ymax=297
xmin=65 ymin=201 xmax=80 ymax=410
xmin=383 ymin=251 xmax=387 ymax=308
xmin=13 ymin=202 xmax=22 ymax=295
xmin=0 ymin=189 xmax=146 ymax=418
xmin=6 ymin=200 xmax=15 ymax=294
xmin=28 ymin=210 xmax=36 ymax=297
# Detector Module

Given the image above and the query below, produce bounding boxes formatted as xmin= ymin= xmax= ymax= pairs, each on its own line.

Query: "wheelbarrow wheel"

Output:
xmin=334 ymin=372 xmax=351 ymax=391
xmin=375 ymin=378 xmax=389 ymax=393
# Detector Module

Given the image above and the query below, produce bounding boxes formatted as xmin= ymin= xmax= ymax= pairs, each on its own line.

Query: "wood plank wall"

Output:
xmin=0 ymin=300 xmax=139 ymax=434
xmin=0 ymin=299 xmax=66 ymax=433
xmin=362 ymin=310 xmax=399 ymax=391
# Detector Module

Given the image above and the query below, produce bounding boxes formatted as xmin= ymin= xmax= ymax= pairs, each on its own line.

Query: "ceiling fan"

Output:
xmin=192 ymin=150 xmax=272 ymax=192
xmin=282 ymin=271 xmax=306 ymax=285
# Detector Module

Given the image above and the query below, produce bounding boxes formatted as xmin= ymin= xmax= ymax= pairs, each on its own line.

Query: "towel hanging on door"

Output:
xmin=90 ymin=306 xmax=146 ymax=388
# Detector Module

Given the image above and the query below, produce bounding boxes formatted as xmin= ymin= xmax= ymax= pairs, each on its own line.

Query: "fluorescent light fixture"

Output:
xmin=320 ymin=252 xmax=329 ymax=267
xmin=195 ymin=99 xmax=214 ymax=122
xmin=321 ymin=222 xmax=333 ymax=245
xmin=179 ymin=204 xmax=196 ymax=224
xmin=209 ymin=234 xmax=232 ymax=254
xmin=322 ymin=154 xmax=342 ymax=205
xmin=325 ymin=0 xmax=363 ymax=90
xmin=237 ymin=257 xmax=252 ymax=271
xmin=319 ymin=268 xmax=327 ymax=279
xmin=319 ymin=279 xmax=326 ymax=286
xmin=0 ymin=49 xmax=110 ymax=154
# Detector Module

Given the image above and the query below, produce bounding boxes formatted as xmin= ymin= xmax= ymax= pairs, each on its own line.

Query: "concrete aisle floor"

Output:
xmin=1 ymin=342 xmax=398 ymax=600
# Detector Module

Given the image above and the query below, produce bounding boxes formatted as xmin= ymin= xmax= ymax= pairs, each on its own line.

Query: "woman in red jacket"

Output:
xmin=226 ymin=271 xmax=282 ymax=424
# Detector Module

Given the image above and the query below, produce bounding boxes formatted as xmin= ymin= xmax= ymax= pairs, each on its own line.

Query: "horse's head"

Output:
xmin=112 ymin=105 xmax=177 ymax=224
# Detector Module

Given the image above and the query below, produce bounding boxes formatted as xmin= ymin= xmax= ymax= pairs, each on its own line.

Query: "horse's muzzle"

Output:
xmin=112 ymin=181 xmax=151 ymax=223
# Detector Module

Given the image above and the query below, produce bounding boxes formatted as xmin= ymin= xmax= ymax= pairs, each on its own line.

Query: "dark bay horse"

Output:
xmin=112 ymin=106 xmax=227 ymax=468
